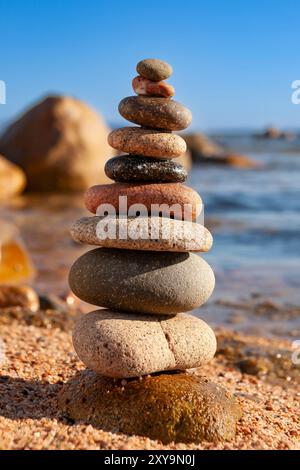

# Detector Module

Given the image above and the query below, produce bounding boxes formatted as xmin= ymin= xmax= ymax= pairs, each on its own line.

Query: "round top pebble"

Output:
xmin=136 ymin=59 xmax=173 ymax=82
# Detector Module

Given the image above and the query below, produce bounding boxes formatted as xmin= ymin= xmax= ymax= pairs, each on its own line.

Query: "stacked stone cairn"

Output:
xmin=61 ymin=59 xmax=241 ymax=444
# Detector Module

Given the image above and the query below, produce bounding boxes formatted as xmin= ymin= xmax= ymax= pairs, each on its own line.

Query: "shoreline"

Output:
xmin=1 ymin=191 xmax=300 ymax=339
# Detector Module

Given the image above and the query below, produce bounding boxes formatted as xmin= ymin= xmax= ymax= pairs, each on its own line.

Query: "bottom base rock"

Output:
xmin=59 ymin=370 xmax=242 ymax=444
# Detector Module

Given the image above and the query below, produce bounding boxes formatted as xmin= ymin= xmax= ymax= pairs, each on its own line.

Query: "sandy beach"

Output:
xmin=0 ymin=306 xmax=299 ymax=450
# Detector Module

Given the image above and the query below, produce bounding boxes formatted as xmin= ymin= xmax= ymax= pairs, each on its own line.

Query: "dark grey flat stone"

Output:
xmin=105 ymin=155 xmax=188 ymax=183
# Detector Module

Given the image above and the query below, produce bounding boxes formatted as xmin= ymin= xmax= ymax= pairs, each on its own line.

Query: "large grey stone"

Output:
xmin=69 ymin=248 xmax=215 ymax=314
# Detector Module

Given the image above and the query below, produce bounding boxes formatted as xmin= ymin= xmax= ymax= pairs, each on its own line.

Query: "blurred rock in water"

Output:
xmin=183 ymin=133 xmax=258 ymax=168
xmin=0 ymin=155 xmax=26 ymax=199
xmin=254 ymin=126 xmax=296 ymax=141
xmin=0 ymin=222 xmax=35 ymax=283
xmin=0 ymin=95 xmax=114 ymax=192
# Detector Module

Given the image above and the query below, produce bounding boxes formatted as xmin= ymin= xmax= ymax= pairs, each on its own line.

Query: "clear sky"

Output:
xmin=0 ymin=0 xmax=299 ymax=130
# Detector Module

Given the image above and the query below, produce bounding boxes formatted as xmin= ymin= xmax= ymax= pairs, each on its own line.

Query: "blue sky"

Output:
xmin=0 ymin=0 xmax=299 ymax=130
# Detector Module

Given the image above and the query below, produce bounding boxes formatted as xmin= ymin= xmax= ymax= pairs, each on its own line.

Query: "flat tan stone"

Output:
xmin=108 ymin=127 xmax=186 ymax=158
xmin=71 ymin=216 xmax=213 ymax=252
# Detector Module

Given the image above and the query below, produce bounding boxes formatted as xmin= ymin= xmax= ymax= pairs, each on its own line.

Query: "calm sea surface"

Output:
xmin=189 ymin=135 xmax=300 ymax=337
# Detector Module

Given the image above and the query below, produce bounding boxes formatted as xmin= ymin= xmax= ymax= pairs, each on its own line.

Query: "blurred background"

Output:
xmin=0 ymin=0 xmax=299 ymax=338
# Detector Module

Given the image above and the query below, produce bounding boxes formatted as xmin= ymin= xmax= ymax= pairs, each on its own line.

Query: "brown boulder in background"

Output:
xmin=0 ymin=96 xmax=113 ymax=192
xmin=0 ymin=154 xmax=26 ymax=199
xmin=183 ymin=133 xmax=258 ymax=169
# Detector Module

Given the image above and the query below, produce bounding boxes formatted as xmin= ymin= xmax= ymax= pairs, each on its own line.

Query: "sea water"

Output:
xmin=189 ymin=133 xmax=300 ymax=337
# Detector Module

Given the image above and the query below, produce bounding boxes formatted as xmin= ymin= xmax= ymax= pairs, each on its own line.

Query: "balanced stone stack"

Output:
xmin=61 ymin=59 xmax=241 ymax=444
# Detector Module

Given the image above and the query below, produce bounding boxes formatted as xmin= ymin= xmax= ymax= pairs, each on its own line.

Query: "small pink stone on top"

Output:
xmin=132 ymin=76 xmax=175 ymax=98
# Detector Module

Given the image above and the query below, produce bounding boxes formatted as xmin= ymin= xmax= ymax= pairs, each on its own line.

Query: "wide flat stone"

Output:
xmin=105 ymin=155 xmax=187 ymax=183
xmin=108 ymin=127 xmax=186 ymax=158
xmin=72 ymin=310 xmax=217 ymax=377
xmin=84 ymin=182 xmax=202 ymax=221
xmin=118 ymin=96 xmax=192 ymax=131
xmin=71 ymin=216 xmax=213 ymax=252
xmin=69 ymin=248 xmax=215 ymax=314
xmin=59 ymin=370 xmax=242 ymax=444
